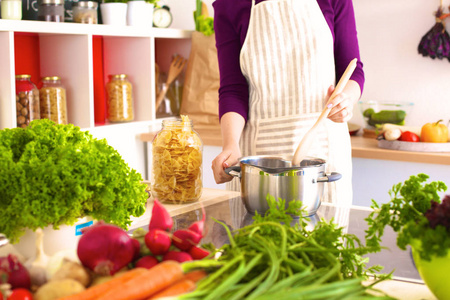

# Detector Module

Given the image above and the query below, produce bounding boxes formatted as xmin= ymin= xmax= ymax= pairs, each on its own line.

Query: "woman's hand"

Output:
xmin=326 ymin=80 xmax=361 ymax=123
xmin=211 ymin=143 xmax=241 ymax=184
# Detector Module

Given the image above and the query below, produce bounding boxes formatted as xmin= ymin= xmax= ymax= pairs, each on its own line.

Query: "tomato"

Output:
xmin=8 ymin=289 xmax=33 ymax=300
xmin=0 ymin=292 xmax=3 ymax=300
xmin=399 ymin=131 xmax=420 ymax=142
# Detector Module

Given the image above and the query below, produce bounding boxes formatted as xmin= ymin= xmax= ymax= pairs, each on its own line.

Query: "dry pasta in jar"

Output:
xmin=151 ymin=115 xmax=203 ymax=203
xmin=106 ymin=74 xmax=134 ymax=123
xmin=39 ymin=76 xmax=68 ymax=124
xmin=15 ymin=75 xmax=40 ymax=128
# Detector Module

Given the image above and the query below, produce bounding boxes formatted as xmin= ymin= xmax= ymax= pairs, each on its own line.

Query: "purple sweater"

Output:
xmin=213 ymin=0 xmax=364 ymax=122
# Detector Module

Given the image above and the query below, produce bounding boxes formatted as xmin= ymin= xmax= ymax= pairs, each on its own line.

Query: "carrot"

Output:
xmin=97 ymin=260 xmax=184 ymax=300
xmin=59 ymin=267 xmax=147 ymax=300
xmin=183 ymin=269 xmax=208 ymax=283
xmin=148 ymin=278 xmax=196 ymax=299
xmin=148 ymin=269 xmax=207 ymax=299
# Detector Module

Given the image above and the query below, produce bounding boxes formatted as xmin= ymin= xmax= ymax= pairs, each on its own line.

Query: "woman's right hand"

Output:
xmin=211 ymin=143 xmax=241 ymax=184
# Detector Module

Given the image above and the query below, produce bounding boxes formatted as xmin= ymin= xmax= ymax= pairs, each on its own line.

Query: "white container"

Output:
xmin=1 ymin=0 xmax=22 ymax=20
xmin=13 ymin=217 xmax=94 ymax=259
xmin=126 ymin=0 xmax=153 ymax=27
xmin=100 ymin=2 xmax=127 ymax=26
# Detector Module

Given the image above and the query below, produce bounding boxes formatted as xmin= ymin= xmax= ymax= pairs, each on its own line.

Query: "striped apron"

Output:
xmin=229 ymin=0 xmax=352 ymax=227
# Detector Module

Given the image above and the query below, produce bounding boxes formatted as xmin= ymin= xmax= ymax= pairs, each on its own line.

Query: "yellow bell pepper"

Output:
xmin=420 ymin=120 xmax=449 ymax=143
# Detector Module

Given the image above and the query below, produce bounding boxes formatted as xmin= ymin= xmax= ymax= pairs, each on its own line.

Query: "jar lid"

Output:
xmin=110 ymin=74 xmax=128 ymax=79
xmin=42 ymin=76 xmax=61 ymax=81
xmin=40 ymin=0 xmax=64 ymax=5
xmin=15 ymin=74 xmax=31 ymax=79
xmin=73 ymin=1 xmax=98 ymax=9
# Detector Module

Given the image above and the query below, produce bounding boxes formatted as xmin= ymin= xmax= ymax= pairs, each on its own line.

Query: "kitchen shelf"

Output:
xmin=0 ymin=19 xmax=193 ymax=131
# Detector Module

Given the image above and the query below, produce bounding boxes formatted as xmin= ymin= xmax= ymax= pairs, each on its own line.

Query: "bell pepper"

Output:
xmin=421 ymin=120 xmax=449 ymax=143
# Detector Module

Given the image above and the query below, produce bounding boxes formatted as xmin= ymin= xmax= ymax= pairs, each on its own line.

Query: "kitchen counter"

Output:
xmin=140 ymin=125 xmax=450 ymax=164
xmin=133 ymin=190 xmax=437 ymax=300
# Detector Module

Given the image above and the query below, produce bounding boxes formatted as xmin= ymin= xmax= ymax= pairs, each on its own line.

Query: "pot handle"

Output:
xmin=317 ymin=172 xmax=342 ymax=183
xmin=225 ymin=166 xmax=241 ymax=178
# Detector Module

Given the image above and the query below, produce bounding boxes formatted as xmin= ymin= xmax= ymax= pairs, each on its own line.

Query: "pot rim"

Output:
xmin=238 ymin=155 xmax=326 ymax=172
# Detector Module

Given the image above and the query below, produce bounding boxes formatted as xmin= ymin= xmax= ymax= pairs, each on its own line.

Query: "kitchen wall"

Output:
xmin=164 ymin=0 xmax=450 ymax=206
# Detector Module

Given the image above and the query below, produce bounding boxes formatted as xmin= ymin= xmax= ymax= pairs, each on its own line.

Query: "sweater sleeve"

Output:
xmin=213 ymin=0 xmax=250 ymax=122
xmin=332 ymin=0 xmax=365 ymax=92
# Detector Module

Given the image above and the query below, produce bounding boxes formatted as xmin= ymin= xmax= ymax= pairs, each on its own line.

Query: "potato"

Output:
xmin=50 ymin=259 xmax=91 ymax=287
xmin=34 ymin=279 xmax=85 ymax=300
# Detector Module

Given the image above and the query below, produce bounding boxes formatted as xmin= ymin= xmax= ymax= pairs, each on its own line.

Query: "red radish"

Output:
xmin=131 ymin=238 xmax=141 ymax=261
xmin=77 ymin=224 xmax=135 ymax=276
xmin=0 ymin=254 xmax=31 ymax=290
xmin=189 ymin=246 xmax=210 ymax=260
xmin=172 ymin=229 xmax=202 ymax=251
xmin=144 ymin=229 xmax=171 ymax=255
xmin=163 ymin=251 xmax=193 ymax=263
xmin=149 ymin=199 xmax=173 ymax=232
xmin=135 ymin=256 xmax=159 ymax=269
xmin=188 ymin=206 xmax=206 ymax=237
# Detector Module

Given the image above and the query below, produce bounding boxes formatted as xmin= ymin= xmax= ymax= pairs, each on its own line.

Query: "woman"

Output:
xmin=211 ymin=0 xmax=364 ymax=209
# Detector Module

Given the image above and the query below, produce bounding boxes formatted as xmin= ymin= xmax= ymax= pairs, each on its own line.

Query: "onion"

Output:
xmin=77 ymin=224 xmax=135 ymax=276
xmin=0 ymin=254 xmax=31 ymax=289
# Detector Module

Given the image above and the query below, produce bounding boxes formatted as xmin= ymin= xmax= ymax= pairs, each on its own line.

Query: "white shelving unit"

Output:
xmin=0 ymin=19 xmax=193 ymax=177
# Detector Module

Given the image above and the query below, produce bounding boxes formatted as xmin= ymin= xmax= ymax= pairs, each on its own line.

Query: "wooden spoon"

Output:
xmin=291 ymin=58 xmax=358 ymax=166
xmin=155 ymin=55 xmax=187 ymax=111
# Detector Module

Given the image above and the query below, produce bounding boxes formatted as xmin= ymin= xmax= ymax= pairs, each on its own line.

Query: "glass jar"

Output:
xmin=106 ymin=74 xmax=134 ymax=123
xmin=151 ymin=117 xmax=203 ymax=203
xmin=38 ymin=0 xmax=64 ymax=22
xmin=1 ymin=0 xmax=22 ymax=20
xmin=39 ymin=76 xmax=68 ymax=124
xmin=73 ymin=1 xmax=98 ymax=24
xmin=15 ymin=75 xmax=40 ymax=128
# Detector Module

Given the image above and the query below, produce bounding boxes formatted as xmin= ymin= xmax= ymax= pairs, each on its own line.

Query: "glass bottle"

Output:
xmin=106 ymin=74 xmax=134 ymax=123
xmin=37 ymin=0 xmax=64 ymax=22
xmin=151 ymin=117 xmax=203 ymax=203
xmin=1 ymin=0 xmax=22 ymax=20
xmin=39 ymin=76 xmax=68 ymax=124
xmin=15 ymin=75 xmax=40 ymax=128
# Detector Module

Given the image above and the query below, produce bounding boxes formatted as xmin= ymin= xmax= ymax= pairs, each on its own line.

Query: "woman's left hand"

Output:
xmin=325 ymin=85 xmax=354 ymax=123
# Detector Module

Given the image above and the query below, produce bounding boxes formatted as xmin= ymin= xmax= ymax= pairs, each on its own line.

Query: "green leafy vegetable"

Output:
xmin=194 ymin=0 xmax=214 ymax=36
xmin=365 ymin=173 xmax=450 ymax=261
xmin=0 ymin=120 xmax=148 ymax=243
xmin=180 ymin=195 xmax=390 ymax=299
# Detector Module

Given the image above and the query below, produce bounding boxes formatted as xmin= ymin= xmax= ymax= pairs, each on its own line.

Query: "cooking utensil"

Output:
xmin=225 ymin=156 xmax=342 ymax=216
xmin=155 ymin=55 xmax=187 ymax=111
xmin=292 ymin=58 xmax=358 ymax=166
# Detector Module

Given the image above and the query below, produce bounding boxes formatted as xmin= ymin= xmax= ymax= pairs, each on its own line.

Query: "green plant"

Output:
xmin=0 ymin=119 xmax=148 ymax=243
xmin=145 ymin=0 xmax=159 ymax=7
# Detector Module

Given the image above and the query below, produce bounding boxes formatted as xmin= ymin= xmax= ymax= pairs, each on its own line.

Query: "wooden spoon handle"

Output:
xmin=155 ymin=83 xmax=169 ymax=111
xmin=291 ymin=58 xmax=358 ymax=165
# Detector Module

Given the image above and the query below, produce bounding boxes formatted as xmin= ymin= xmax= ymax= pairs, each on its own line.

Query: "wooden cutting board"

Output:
xmin=378 ymin=140 xmax=450 ymax=153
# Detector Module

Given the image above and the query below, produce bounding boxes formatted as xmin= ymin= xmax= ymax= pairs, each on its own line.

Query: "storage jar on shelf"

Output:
xmin=106 ymin=74 xmax=134 ymax=123
xmin=15 ymin=75 xmax=40 ymax=128
xmin=151 ymin=117 xmax=203 ymax=203
xmin=39 ymin=76 xmax=68 ymax=124
xmin=1 ymin=0 xmax=22 ymax=20
xmin=72 ymin=1 xmax=98 ymax=24
xmin=37 ymin=0 xmax=65 ymax=22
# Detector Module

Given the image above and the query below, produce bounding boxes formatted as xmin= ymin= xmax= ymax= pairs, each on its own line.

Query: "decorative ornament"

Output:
xmin=418 ymin=2 xmax=450 ymax=62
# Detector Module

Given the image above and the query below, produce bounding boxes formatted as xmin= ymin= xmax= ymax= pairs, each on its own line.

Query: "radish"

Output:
xmin=0 ymin=254 xmax=31 ymax=289
xmin=172 ymin=229 xmax=202 ymax=251
xmin=188 ymin=206 xmax=206 ymax=236
xmin=135 ymin=256 xmax=159 ymax=269
xmin=77 ymin=224 xmax=136 ymax=276
xmin=149 ymin=199 xmax=173 ymax=232
xmin=144 ymin=229 xmax=172 ymax=255
xmin=163 ymin=251 xmax=193 ymax=263
xmin=189 ymin=246 xmax=210 ymax=260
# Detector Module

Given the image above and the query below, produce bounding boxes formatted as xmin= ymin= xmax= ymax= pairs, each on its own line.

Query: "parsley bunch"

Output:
xmin=0 ymin=120 xmax=148 ymax=243
xmin=365 ymin=173 xmax=450 ymax=261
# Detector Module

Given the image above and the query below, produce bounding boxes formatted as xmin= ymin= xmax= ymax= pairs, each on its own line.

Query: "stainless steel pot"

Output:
xmin=225 ymin=156 xmax=341 ymax=216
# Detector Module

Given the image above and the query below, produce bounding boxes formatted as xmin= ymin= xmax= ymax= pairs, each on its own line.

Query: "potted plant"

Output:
xmin=0 ymin=119 xmax=148 ymax=257
xmin=365 ymin=173 xmax=450 ymax=300
xmin=100 ymin=0 xmax=128 ymax=26
xmin=126 ymin=0 xmax=159 ymax=27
